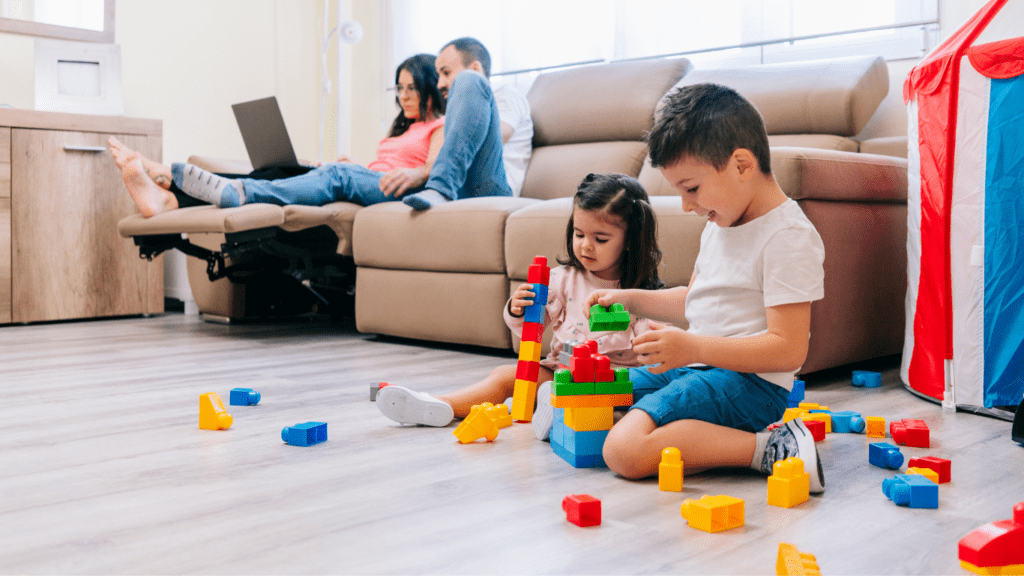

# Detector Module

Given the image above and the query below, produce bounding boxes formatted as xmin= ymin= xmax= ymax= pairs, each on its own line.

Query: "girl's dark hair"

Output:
xmin=559 ymin=173 xmax=664 ymax=290
xmin=389 ymin=54 xmax=445 ymax=138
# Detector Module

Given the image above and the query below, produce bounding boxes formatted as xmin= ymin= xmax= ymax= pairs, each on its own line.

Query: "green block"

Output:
xmin=554 ymin=368 xmax=572 ymax=384
xmin=589 ymin=303 xmax=630 ymax=332
xmin=595 ymin=368 xmax=632 ymax=395
xmin=553 ymin=380 xmax=596 ymax=396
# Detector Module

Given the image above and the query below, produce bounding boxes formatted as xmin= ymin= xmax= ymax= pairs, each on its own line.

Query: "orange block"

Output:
xmin=199 ymin=392 xmax=232 ymax=430
xmin=551 ymin=393 xmax=632 ymax=409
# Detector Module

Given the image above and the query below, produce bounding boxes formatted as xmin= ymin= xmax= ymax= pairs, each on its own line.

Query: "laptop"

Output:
xmin=231 ymin=96 xmax=300 ymax=170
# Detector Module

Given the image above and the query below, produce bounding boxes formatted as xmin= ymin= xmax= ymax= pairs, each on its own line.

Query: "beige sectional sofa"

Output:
xmin=118 ymin=54 xmax=909 ymax=375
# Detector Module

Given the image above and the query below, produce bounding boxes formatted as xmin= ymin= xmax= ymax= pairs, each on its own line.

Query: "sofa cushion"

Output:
xmin=768 ymin=134 xmax=859 ymax=152
xmin=529 ymin=59 xmax=692 ymax=147
xmin=521 ymin=141 xmax=649 ymax=201
xmin=117 ymin=204 xmax=285 ymax=237
xmin=351 ymin=197 xmax=537 ymax=273
xmin=859 ymin=136 xmax=909 ymax=158
xmin=663 ymin=55 xmax=888 ymax=137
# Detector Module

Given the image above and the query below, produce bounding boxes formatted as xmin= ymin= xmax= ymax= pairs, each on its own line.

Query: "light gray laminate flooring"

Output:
xmin=0 ymin=313 xmax=1020 ymax=575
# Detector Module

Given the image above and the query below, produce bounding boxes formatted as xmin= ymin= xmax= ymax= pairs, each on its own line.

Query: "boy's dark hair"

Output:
xmin=559 ymin=173 xmax=664 ymax=290
xmin=647 ymin=83 xmax=772 ymax=175
xmin=389 ymin=54 xmax=446 ymax=138
xmin=441 ymin=37 xmax=491 ymax=78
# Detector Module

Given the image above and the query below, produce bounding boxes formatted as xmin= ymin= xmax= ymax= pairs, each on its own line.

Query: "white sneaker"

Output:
xmin=761 ymin=418 xmax=825 ymax=494
xmin=532 ymin=381 xmax=554 ymax=441
xmin=376 ymin=386 xmax=454 ymax=427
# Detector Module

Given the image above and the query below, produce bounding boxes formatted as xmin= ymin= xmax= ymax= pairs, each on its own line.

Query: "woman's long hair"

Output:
xmin=388 ymin=54 xmax=445 ymax=137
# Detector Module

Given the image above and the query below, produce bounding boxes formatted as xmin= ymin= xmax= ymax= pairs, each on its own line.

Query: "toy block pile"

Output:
xmin=550 ymin=338 xmax=633 ymax=468
xmin=511 ymin=256 xmax=550 ymax=422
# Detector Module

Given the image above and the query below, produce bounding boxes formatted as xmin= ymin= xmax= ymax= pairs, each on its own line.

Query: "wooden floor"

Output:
xmin=0 ymin=312 xmax=1019 ymax=575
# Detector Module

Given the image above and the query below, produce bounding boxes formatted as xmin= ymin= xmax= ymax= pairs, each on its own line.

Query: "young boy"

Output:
xmin=585 ymin=83 xmax=827 ymax=492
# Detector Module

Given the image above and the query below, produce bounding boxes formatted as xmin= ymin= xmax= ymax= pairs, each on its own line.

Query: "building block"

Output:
xmin=518 ymin=339 xmax=543 ymax=364
xmin=803 ymin=418 xmax=825 ymax=442
xmin=482 ymin=402 xmax=514 ymax=428
xmin=866 ymin=416 xmax=886 ymax=438
xmin=516 ymin=360 xmax=540 ymax=383
xmin=552 ymin=436 xmax=606 ymax=468
xmin=768 ymin=457 xmax=810 ymax=508
xmin=777 ymin=543 xmax=821 ymax=576
xmin=552 ymin=368 xmax=595 ymax=396
xmin=551 ymin=408 xmax=565 ymax=445
xmin=511 ymin=379 xmax=538 ymax=422
xmin=831 ymin=410 xmax=866 ymax=433
xmin=523 ymin=283 xmax=548 ymax=324
xmin=852 ymin=370 xmax=882 ymax=388
xmin=527 ymin=255 xmax=550 ymax=285
xmin=680 ymin=495 xmax=745 ymax=533
xmin=882 ymin=473 xmax=938 ymax=508
xmin=588 ymin=303 xmax=630 ymax=332
xmin=561 ymin=427 xmax=609 ymax=456
xmin=521 ymin=321 xmax=544 ymax=344
xmin=869 ymin=442 xmax=904 ymax=469
xmin=959 ymin=502 xmax=1024 ymax=575
xmin=907 ymin=456 xmax=951 ymax=483
xmin=890 ymin=418 xmax=930 ymax=448
xmin=558 ymin=339 xmax=583 ymax=367
xmin=564 ymin=406 xmax=614 ymax=431
xmin=595 ymin=368 xmax=632 ymax=395
xmin=593 ymin=354 xmax=614 ymax=383
xmin=783 ymin=407 xmax=808 ymax=423
xmin=788 ymin=379 xmax=806 ymax=408
xmin=801 ymin=413 xmax=831 ymax=433
xmin=369 ymin=382 xmax=391 ymax=402
xmin=562 ymin=494 xmax=601 ymax=527
xmin=229 ymin=388 xmax=261 ymax=406
xmin=453 ymin=404 xmax=499 ymax=443
xmin=907 ymin=467 xmax=940 ymax=484
xmin=659 ymin=447 xmax=684 ymax=492
xmin=199 ymin=392 xmax=232 ymax=430
xmin=281 ymin=422 xmax=327 ymax=446
xmin=570 ymin=345 xmax=596 ymax=383
xmin=551 ymin=393 xmax=632 ymax=409
xmin=798 ymin=402 xmax=822 ymax=411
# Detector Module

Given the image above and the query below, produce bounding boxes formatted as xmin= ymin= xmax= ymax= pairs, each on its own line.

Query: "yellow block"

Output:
xmin=518 ymin=340 xmax=542 ymax=363
xmin=865 ymin=416 xmax=886 ymax=438
xmin=783 ymin=407 xmax=808 ymax=423
xmin=511 ymin=379 xmax=538 ymax=422
xmin=907 ymin=467 xmax=939 ymax=484
xmin=552 ymin=393 xmax=632 ymax=409
xmin=453 ymin=404 xmax=499 ymax=443
xmin=767 ymin=457 xmax=809 ymax=508
xmin=777 ymin=543 xmax=821 ymax=576
xmin=680 ymin=495 xmax=744 ymax=533
xmin=801 ymin=413 xmax=832 ymax=433
xmin=480 ymin=402 xmax=513 ymax=428
xmin=199 ymin=392 xmax=232 ymax=430
xmin=659 ymin=447 xmax=683 ymax=492
xmin=960 ymin=561 xmax=1024 ymax=575
xmin=565 ymin=406 xmax=614 ymax=431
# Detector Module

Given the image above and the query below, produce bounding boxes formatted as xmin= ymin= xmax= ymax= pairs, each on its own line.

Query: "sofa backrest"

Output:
xmin=521 ymin=58 xmax=691 ymax=201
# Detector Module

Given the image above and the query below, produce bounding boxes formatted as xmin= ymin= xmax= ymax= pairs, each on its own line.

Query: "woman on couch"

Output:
xmin=110 ymin=53 xmax=446 ymax=218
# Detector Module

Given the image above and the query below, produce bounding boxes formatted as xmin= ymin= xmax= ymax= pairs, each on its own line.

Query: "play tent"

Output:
xmin=902 ymin=0 xmax=1024 ymax=413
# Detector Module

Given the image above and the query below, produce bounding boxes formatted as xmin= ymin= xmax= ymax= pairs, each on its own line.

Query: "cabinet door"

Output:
xmin=1 ymin=127 xmax=10 ymax=324
xmin=11 ymin=129 xmax=162 ymax=323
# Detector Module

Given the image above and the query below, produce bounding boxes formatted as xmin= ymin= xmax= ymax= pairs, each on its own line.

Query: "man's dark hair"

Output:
xmin=441 ymin=37 xmax=491 ymax=78
xmin=647 ymin=83 xmax=772 ymax=175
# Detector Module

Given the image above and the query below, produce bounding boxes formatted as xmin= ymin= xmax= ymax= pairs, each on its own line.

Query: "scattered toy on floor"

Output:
xmin=777 ymin=543 xmax=821 ymax=576
xmin=659 ymin=447 xmax=684 ymax=492
xmin=890 ymin=418 xmax=930 ymax=448
xmin=768 ymin=457 xmax=810 ymax=508
xmin=282 ymin=422 xmax=327 ymax=447
xmin=199 ymin=392 xmax=232 ymax=430
xmin=959 ymin=502 xmax=1024 ymax=576
xmin=851 ymin=370 xmax=882 ymax=388
xmin=680 ymin=495 xmax=745 ymax=533
xmin=229 ymin=387 xmax=261 ymax=406
xmin=882 ymin=473 xmax=938 ymax=509
xmin=563 ymin=494 xmax=601 ymax=527
xmin=453 ymin=404 xmax=500 ymax=444
xmin=907 ymin=456 xmax=951 ymax=483
xmin=869 ymin=442 xmax=904 ymax=469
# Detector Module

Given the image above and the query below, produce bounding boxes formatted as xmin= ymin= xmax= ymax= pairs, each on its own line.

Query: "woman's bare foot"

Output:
xmin=109 ymin=136 xmax=173 ymax=190
xmin=118 ymin=151 xmax=178 ymax=217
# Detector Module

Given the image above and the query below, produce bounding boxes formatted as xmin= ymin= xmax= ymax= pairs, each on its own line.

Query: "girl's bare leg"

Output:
xmin=602 ymin=410 xmax=756 ymax=479
xmin=109 ymin=136 xmax=174 ymax=189
xmin=438 ymin=365 xmax=555 ymax=419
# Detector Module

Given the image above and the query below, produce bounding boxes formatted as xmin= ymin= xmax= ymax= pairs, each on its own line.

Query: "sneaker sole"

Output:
xmin=790 ymin=419 xmax=826 ymax=494
xmin=376 ymin=387 xmax=453 ymax=427
xmin=532 ymin=382 xmax=554 ymax=441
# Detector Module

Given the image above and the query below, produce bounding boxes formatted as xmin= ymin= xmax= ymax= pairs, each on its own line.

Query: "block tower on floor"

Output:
xmin=550 ymin=337 xmax=633 ymax=468
xmin=511 ymin=256 xmax=550 ymax=422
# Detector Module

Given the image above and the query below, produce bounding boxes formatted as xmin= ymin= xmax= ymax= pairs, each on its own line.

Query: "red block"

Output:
xmin=890 ymin=418 xmax=930 ymax=448
xmin=908 ymin=456 xmax=951 ymax=483
xmin=527 ymin=256 xmax=550 ymax=285
xmin=516 ymin=361 xmax=539 ymax=383
xmin=563 ymin=494 xmax=601 ymax=527
xmin=804 ymin=418 xmax=826 ymax=442
xmin=593 ymin=354 xmax=613 ymax=382
xmin=521 ymin=322 xmax=544 ymax=343
xmin=959 ymin=502 xmax=1024 ymax=570
xmin=570 ymin=348 xmax=595 ymax=383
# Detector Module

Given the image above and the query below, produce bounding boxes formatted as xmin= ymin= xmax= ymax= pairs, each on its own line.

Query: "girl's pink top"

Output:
xmin=367 ymin=117 xmax=445 ymax=172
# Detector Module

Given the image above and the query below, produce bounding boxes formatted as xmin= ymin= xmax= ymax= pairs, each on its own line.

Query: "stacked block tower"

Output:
xmin=511 ymin=256 xmax=550 ymax=422
xmin=550 ymin=306 xmax=633 ymax=467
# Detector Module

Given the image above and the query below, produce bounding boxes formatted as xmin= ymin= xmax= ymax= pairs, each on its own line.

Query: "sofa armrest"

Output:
xmin=771 ymin=147 xmax=908 ymax=203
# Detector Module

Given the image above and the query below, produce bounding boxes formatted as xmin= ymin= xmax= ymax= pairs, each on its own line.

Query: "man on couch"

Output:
xmin=402 ymin=37 xmax=534 ymax=209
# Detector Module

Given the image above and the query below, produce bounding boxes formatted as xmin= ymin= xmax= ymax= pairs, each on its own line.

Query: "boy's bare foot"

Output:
xmin=119 ymin=152 xmax=178 ymax=218
xmin=108 ymin=136 xmax=173 ymax=190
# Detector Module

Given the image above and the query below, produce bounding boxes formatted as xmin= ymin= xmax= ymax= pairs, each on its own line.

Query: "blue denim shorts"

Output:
xmin=628 ymin=365 xmax=789 ymax=431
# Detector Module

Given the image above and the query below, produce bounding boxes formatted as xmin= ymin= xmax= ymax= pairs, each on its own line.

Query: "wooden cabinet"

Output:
xmin=0 ymin=109 xmax=163 ymax=324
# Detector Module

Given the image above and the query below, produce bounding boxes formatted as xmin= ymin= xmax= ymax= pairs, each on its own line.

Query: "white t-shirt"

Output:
xmin=684 ymin=199 xmax=825 ymax=390
xmin=493 ymin=82 xmax=533 ymax=197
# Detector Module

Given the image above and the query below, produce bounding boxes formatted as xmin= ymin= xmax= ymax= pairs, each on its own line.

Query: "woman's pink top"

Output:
xmin=367 ymin=117 xmax=444 ymax=172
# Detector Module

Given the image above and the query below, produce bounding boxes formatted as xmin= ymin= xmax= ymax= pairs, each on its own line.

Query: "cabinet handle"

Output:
xmin=63 ymin=145 xmax=107 ymax=152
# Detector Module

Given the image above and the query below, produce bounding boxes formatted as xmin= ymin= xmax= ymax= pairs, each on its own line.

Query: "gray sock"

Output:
xmin=171 ymin=163 xmax=244 ymax=208
xmin=402 ymin=189 xmax=451 ymax=210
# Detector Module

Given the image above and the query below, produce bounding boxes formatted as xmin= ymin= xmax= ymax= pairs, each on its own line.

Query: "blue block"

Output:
xmin=524 ymin=284 xmax=548 ymax=324
xmin=852 ymin=370 xmax=882 ymax=388
xmin=882 ymin=474 xmax=938 ymax=508
xmin=229 ymin=388 xmax=261 ymax=406
xmin=562 ymin=428 xmax=609 ymax=456
xmin=282 ymin=422 xmax=327 ymax=447
xmin=552 ymin=437 xmax=606 ymax=468
xmin=551 ymin=408 xmax=565 ymax=446
xmin=832 ymin=410 xmax=866 ymax=433
xmin=869 ymin=442 xmax=904 ymax=469
xmin=788 ymin=380 xmax=805 ymax=408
